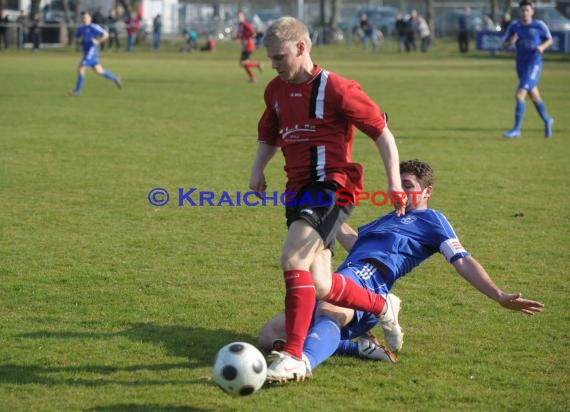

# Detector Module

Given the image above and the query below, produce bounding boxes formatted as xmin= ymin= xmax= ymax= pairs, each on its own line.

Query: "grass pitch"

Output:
xmin=1 ymin=39 xmax=569 ymax=411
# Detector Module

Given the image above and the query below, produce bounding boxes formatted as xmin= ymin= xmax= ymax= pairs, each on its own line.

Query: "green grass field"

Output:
xmin=1 ymin=39 xmax=569 ymax=411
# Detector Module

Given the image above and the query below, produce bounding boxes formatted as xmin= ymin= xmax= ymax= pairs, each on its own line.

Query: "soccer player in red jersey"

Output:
xmin=248 ymin=16 xmax=406 ymax=382
xmin=234 ymin=10 xmax=263 ymax=83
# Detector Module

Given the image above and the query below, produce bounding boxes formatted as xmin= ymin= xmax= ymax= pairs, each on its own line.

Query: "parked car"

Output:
xmin=252 ymin=8 xmax=282 ymax=33
xmin=434 ymin=9 xmax=489 ymax=37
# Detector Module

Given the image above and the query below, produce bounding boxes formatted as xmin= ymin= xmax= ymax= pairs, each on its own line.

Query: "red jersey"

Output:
xmin=258 ymin=65 xmax=387 ymax=194
xmin=237 ymin=20 xmax=256 ymax=52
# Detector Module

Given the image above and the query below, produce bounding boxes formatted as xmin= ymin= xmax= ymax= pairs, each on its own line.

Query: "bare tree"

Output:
xmin=330 ymin=0 xmax=341 ymax=28
xmin=319 ymin=0 xmax=325 ymax=26
xmin=502 ymin=0 xmax=512 ymax=15
xmin=490 ymin=0 xmax=499 ymax=22
xmin=30 ymin=0 xmax=41 ymax=20
xmin=425 ymin=0 xmax=434 ymax=32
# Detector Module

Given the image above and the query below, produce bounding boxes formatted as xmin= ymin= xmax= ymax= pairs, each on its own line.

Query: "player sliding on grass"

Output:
xmin=69 ymin=11 xmax=122 ymax=97
xmin=502 ymin=0 xmax=554 ymax=139
xmin=249 ymin=16 xmax=406 ymax=383
xmin=259 ymin=159 xmax=545 ymax=382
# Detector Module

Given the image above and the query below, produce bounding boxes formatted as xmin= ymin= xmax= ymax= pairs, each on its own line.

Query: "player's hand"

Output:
xmin=498 ymin=292 xmax=545 ymax=315
xmin=388 ymin=186 xmax=407 ymax=216
xmin=249 ymin=172 xmax=267 ymax=199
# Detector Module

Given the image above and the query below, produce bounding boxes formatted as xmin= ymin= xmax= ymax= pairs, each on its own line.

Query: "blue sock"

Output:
xmin=103 ymin=70 xmax=118 ymax=82
xmin=74 ymin=73 xmax=85 ymax=93
xmin=533 ymin=100 xmax=550 ymax=123
xmin=303 ymin=316 xmax=341 ymax=370
xmin=335 ymin=340 xmax=359 ymax=357
xmin=513 ymin=100 xmax=525 ymax=131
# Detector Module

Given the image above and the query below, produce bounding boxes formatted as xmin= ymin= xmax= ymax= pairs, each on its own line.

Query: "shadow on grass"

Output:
xmin=3 ymin=323 xmax=256 ymax=388
xmin=84 ymin=405 xmax=212 ymax=412
xmin=17 ymin=323 xmax=256 ymax=362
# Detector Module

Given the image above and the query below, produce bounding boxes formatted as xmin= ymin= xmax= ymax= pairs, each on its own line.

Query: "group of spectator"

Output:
xmin=393 ymin=10 xmax=431 ymax=52
xmin=0 ymin=7 xmax=218 ymax=54
xmin=0 ymin=6 xmax=149 ymax=52
xmin=353 ymin=6 xmax=518 ymax=55
xmin=0 ymin=9 xmax=42 ymax=50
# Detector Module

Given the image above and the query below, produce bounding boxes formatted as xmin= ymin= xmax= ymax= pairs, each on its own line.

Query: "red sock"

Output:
xmin=243 ymin=64 xmax=255 ymax=81
xmin=282 ymin=270 xmax=315 ymax=359
xmin=323 ymin=273 xmax=385 ymax=316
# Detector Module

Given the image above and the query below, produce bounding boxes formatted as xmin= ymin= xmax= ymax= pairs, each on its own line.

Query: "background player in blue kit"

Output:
xmin=259 ymin=159 xmax=544 ymax=382
xmin=69 ymin=11 xmax=122 ymax=97
xmin=502 ymin=0 xmax=554 ymax=139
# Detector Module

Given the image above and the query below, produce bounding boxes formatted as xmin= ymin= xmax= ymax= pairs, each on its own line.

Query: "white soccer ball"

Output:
xmin=213 ymin=342 xmax=267 ymax=396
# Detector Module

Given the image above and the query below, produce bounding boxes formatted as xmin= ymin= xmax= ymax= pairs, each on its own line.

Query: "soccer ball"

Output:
xmin=213 ymin=342 xmax=267 ymax=396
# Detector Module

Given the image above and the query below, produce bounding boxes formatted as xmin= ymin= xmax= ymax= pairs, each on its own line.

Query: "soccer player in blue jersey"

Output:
xmin=259 ymin=159 xmax=544 ymax=382
xmin=69 ymin=11 xmax=122 ymax=97
xmin=502 ymin=0 xmax=554 ymax=139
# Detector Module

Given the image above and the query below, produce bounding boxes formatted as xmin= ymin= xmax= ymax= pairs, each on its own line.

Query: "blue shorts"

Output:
xmin=80 ymin=55 xmax=100 ymax=68
xmin=320 ymin=261 xmax=391 ymax=340
xmin=337 ymin=261 xmax=391 ymax=296
xmin=516 ymin=61 xmax=542 ymax=91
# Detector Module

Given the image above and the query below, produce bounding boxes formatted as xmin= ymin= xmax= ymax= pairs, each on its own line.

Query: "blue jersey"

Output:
xmin=76 ymin=23 xmax=106 ymax=62
xmin=337 ymin=209 xmax=470 ymax=292
xmin=503 ymin=19 xmax=551 ymax=67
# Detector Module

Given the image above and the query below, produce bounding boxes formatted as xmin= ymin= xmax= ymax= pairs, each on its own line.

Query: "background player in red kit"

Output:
xmin=234 ymin=10 xmax=263 ymax=83
xmin=248 ymin=16 xmax=406 ymax=383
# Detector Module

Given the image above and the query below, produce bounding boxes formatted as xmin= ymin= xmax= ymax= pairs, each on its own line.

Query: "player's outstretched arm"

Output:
xmin=249 ymin=142 xmax=278 ymax=194
xmin=374 ymin=127 xmax=405 ymax=216
xmin=452 ymin=256 xmax=544 ymax=315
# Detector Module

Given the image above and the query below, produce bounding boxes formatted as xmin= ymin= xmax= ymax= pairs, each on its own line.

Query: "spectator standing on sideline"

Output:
xmin=404 ymin=14 xmax=416 ymax=51
xmin=106 ymin=9 xmax=120 ymax=51
xmin=458 ymin=6 xmax=470 ymax=52
xmin=412 ymin=10 xmax=430 ymax=52
xmin=0 ymin=11 xmax=9 ymax=50
xmin=152 ymin=14 xmax=161 ymax=50
xmin=502 ymin=0 xmax=554 ymax=139
xmin=29 ymin=13 xmax=41 ymax=51
xmin=16 ymin=10 xmax=27 ymax=49
xmin=92 ymin=6 xmax=106 ymax=51
xmin=395 ymin=14 xmax=407 ymax=52
xmin=359 ymin=13 xmax=378 ymax=51
xmin=125 ymin=11 xmax=140 ymax=52
xmin=500 ymin=12 xmax=512 ymax=32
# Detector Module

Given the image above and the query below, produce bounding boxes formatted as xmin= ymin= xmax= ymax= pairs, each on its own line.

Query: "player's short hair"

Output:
xmin=263 ymin=16 xmax=312 ymax=50
xmin=519 ymin=0 xmax=534 ymax=8
xmin=400 ymin=160 xmax=434 ymax=189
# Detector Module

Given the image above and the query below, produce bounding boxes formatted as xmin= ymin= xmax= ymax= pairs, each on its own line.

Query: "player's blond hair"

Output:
xmin=263 ymin=17 xmax=312 ymax=50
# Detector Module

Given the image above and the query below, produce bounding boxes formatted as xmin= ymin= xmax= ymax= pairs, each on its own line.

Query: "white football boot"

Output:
xmin=377 ymin=293 xmax=404 ymax=352
xmin=266 ymin=351 xmax=312 ymax=383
